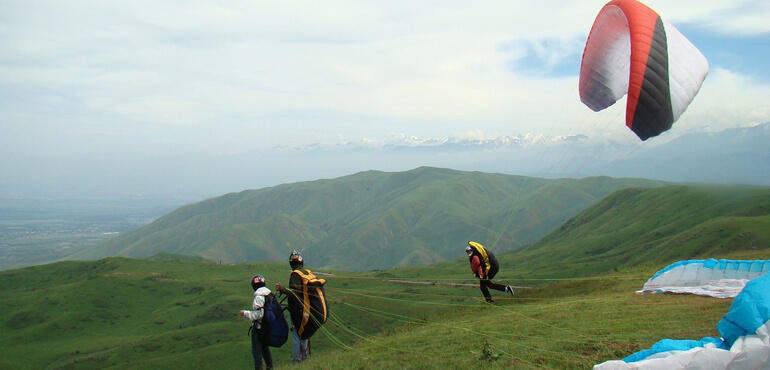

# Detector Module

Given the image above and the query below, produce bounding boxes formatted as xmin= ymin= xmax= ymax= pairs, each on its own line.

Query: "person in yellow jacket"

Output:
xmin=466 ymin=241 xmax=514 ymax=303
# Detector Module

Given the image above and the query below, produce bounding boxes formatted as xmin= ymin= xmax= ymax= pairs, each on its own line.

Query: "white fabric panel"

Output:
xmin=661 ymin=19 xmax=709 ymax=121
xmin=640 ymin=263 xmax=767 ymax=299
xmin=580 ymin=5 xmax=631 ymax=112
xmin=594 ymin=322 xmax=770 ymax=369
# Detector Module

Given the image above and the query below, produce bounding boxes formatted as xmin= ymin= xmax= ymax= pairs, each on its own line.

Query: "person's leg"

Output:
xmin=251 ymin=325 xmax=264 ymax=370
xmin=486 ymin=281 xmax=508 ymax=292
xmin=262 ymin=342 xmax=273 ymax=369
xmin=480 ymin=279 xmax=493 ymax=302
xmin=484 ymin=260 xmax=512 ymax=293
xmin=290 ymin=317 xmax=302 ymax=364
xmin=293 ymin=328 xmax=302 ymax=363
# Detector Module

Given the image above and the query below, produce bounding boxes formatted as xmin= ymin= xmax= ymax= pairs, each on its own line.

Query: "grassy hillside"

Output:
xmin=305 ymin=269 xmax=735 ymax=369
xmin=508 ymin=185 xmax=770 ymax=279
xmin=70 ymin=167 xmax=664 ymax=270
xmin=6 ymin=183 xmax=769 ymax=369
xmin=2 ymin=254 xmax=760 ymax=369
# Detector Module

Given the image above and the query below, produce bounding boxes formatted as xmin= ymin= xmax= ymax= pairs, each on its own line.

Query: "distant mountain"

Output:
xmin=602 ymin=123 xmax=770 ymax=185
xmin=505 ymin=184 xmax=770 ymax=278
xmin=317 ymin=132 xmax=588 ymax=152
xmin=70 ymin=167 xmax=665 ymax=270
xmin=290 ymin=123 xmax=770 ymax=189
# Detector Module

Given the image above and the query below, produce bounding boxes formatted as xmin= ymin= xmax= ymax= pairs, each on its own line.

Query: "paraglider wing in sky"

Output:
xmin=579 ymin=0 xmax=709 ymax=141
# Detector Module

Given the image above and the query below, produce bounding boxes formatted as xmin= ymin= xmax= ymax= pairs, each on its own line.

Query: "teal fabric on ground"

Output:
xmin=624 ymin=273 xmax=770 ymax=363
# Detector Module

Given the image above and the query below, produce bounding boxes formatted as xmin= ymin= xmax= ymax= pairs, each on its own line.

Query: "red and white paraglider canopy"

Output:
xmin=579 ymin=0 xmax=709 ymax=141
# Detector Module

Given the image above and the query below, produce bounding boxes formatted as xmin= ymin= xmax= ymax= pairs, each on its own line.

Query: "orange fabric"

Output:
xmin=605 ymin=0 xmax=660 ymax=130
xmin=470 ymin=255 xmax=484 ymax=278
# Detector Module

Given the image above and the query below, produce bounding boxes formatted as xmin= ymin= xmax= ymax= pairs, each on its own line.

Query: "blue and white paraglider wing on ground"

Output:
xmin=594 ymin=272 xmax=770 ymax=369
xmin=639 ymin=259 xmax=770 ymax=299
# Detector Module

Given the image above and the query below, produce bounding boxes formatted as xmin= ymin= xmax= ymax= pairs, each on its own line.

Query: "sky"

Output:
xmin=2 ymin=0 xmax=769 ymax=200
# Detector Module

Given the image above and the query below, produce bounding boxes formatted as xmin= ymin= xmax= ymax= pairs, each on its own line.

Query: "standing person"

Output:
xmin=466 ymin=241 xmax=514 ymax=303
xmin=276 ymin=251 xmax=311 ymax=364
xmin=275 ymin=250 xmax=327 ymax=365
xmin=239 ymin=275 xmax=274 ymax=370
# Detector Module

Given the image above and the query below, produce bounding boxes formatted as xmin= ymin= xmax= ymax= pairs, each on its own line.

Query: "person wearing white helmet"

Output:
xmin=239 ymin=274 xmax=274 ymax=370
xmin=466 ymin=241 xmax=514 ymax=303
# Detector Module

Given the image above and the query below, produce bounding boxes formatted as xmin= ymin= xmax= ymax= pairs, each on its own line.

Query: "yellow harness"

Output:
xmin=291 ymin=268 xmax=327 ymax=337
xmin=468 ymin=241 xmax=491 ymax=276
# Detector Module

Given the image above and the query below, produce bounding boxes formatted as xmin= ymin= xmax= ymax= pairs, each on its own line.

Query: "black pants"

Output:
xmin=479 ymin=258 xmax=506 ymax=301
xmin=251 ymin=324 xmax=273 ymax=370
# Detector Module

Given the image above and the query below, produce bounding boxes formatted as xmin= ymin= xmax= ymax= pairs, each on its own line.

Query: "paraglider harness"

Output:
xmin=468 ymin=241 xmax=497 ymax=278
xmin=248 ymin=293 xmax=289 ymax=348
xmin=285 ymin=268 xmax=328 ymax=340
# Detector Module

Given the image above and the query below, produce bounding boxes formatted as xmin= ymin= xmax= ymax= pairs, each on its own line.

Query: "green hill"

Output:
xmin=4 ymin=184 xmax=770 ymax=368
xmin=0 ymin=258 xmax=739 ymax=369
xmin=70 ymin=167 xmax=665 ymax=270
xmin=504 ymin=185 xmax=770 ymax=279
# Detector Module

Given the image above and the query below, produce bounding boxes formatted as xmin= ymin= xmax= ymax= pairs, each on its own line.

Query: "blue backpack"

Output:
xmin=256 ymin=293 xmax=289 ymax=347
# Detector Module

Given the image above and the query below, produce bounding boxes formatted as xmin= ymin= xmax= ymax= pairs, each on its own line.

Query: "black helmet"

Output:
xmin=251 ymin=275 xmax=265 ymax=291
xmin=289 ymin=250 xmax=303 ymax=268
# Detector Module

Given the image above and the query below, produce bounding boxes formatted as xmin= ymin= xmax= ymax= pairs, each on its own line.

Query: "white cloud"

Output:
xmin=651 ymin=0 xmax=770 ymax=36
xmin=1 ymin=0 xmax=769 ymax=196
xmin=679 ymin=68 xmax=770 ymax=132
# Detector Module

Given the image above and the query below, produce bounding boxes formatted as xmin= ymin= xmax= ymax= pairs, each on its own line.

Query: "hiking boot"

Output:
xmin=505 ymin=286 xmax=515 ymax=296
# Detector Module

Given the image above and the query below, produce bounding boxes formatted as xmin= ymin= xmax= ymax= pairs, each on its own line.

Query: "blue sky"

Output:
xmin=681 ymin=26 xmax=770 ymax=83
xmin=1 ymin=0 xmax=768 ymax=199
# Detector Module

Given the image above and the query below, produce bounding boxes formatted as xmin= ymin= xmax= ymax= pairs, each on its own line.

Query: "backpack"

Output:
xmin=289 ymin=269 xmax=328 ymax=340
xmin=468 ymin=241 xmax=494 ymax=277
xmin=256 ymin=293 xmax=289 ymax=347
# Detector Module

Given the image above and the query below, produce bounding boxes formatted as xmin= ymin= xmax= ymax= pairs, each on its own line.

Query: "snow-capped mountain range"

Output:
xmin=289 ymin=123 xmax=770 ymax=186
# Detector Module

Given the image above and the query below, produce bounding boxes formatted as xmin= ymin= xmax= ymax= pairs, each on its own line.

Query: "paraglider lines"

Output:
xmin=326 ymin=296 xmax=585 ymax=367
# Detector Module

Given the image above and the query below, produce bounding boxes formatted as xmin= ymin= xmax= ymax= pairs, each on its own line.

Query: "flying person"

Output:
xmin=466 ymin=241 xmax=514 ymax=303
xmin=239 ymin=275 xmax=274 ymax=370
xmin=275 ymin=251 xmax=328 ymax=364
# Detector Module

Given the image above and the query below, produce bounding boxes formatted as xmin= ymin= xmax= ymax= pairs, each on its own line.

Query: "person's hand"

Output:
xmin=239 ymin=310 xmax=246 ymax=317
xmin=275 ymin=282 xmax=282 ymax=292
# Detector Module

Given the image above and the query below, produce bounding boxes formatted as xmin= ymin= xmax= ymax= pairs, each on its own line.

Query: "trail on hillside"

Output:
xmin=385 ymin=279 xmax=532 ymax=289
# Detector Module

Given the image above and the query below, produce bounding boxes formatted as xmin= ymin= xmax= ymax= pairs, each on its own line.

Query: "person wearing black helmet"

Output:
xmin=466 ymin=241 xmax=514 ymax=303
xmin=239 ymin=275 xmax=274 ymax=370
xmin=275 ymin=251 xmax=310 ymax=364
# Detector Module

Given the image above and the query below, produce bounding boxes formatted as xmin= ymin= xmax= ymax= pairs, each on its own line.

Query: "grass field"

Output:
xmin=3 ymin=183 xmax=769 ymax=368
xmin=0 ymin=256 xmax=743 ymax=369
